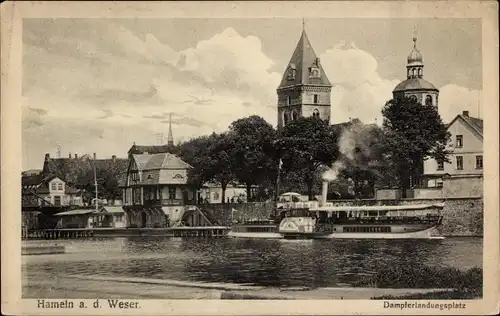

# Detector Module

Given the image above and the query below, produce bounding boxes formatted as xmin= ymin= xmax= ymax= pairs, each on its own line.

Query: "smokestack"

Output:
xmin=112 ymin=155 xmax=116 ymax=162
xmin=93 ymin=153 xmax=96 ymax=160
xmin=321 ymin=181 xmax=328 ymax=206
xmin=69 ymin=153 xmax=72 ymax=159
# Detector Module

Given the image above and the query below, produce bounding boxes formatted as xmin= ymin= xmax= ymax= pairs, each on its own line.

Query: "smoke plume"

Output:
xmin=322 ymin=122 xmax=376 ymax=182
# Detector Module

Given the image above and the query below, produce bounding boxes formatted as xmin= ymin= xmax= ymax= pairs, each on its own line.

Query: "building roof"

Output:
xmin=447 ymin=113 xmax=483 ymax=138
xmin=128 ymin=144 xmax=175 ymax=155
xmin=54 ymin=209 xmax=96 ymax=216
xmin=330 ymin=118 xmax=362 ymax=132
xmin=132 ymin=153 xmax=192 ymax=171
xmin=277 ymin=29 xmax=332 ymax=90
xmin=100 ymin=206 xmax=125 ymax=214
xmin=42 ymin=154 xmax=129 ymax=186
xmin=22 ymin=169 xmax=42 ymax=176
xmin=393 ymin=78 xmax=438 ymax=92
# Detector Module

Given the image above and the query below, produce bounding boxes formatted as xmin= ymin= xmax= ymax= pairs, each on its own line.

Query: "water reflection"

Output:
xmin=24 ymin=237 xmax=482 ymax=288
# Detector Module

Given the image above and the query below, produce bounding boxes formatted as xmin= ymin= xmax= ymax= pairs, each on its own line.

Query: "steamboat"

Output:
xmin=228 ymin=182 xmax=444 ymax=240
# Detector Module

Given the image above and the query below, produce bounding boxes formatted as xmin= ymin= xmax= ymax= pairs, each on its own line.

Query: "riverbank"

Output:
xmin=23 ymin=274 xmax=454 ymax=300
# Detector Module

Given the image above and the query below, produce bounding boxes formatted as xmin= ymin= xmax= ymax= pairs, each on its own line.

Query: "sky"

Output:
xmin=22 ymin=18 xmax=483 ymax=170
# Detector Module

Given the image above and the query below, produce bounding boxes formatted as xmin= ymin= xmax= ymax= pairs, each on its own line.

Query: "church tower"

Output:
xmin=392 ymin=37 xmax=439 ymax=108
xmin=277 ymin=24 xmax=332 ymax=128
xmin=167 ymin=113 xmax=174 ymax=147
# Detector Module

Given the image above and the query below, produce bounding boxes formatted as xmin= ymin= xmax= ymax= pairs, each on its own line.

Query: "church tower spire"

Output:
xmin=406 ymin=36 xmax=424 ymax=79
xmin=276 ymin=22 xmax=332 ymax=128
xmin=167 ymin=113 xmax=174 ymax=146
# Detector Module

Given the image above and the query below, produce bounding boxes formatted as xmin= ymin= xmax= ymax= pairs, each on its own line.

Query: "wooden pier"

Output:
xmin=23 ymin=226 xmax=231 ymax=240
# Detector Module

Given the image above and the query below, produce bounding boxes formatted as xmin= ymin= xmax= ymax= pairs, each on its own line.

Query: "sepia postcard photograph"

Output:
xmin=1 ymin=1 xmax=499 ymax=315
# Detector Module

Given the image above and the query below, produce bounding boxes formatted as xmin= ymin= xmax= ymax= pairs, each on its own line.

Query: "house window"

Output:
xmin=476 ymin=155 xmax=483 ymax=169
xmin=54 ymin=196 xmax=61 ymax=206
xmin=287 ymin=96 xmax=291 ymax=105
xmin=425 ymin=95 xmax=433 ymax=106
xmin=168 ymin=187 xmax=176 ymax=200
xmin=456 ymin=135 xmax=463 ymax=148
xmin=409 ymin=95 xmax=418 ymax=102
xmin=437 ymin=160 xmax=444 ymax=171
xmin=51 ymin=183 xmax=56 ymax=191
xmin=456 ymin=156 xmax=463 ymax=170
xmin=312 ymin=109 xmax=320 ymax=118
xmin=291 ymin=111 xmax=298 ymax=121
xmin=213 ymin=192 xmax=220 ymax=201
xmin=57 ymin=183 xmax=63 ymax=191
xmin=313 ymin=94 xmax=319 ymax=104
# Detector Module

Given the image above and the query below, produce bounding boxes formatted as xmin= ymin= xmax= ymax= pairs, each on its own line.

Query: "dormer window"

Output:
xmin=287 ymin=64 xmax=296 ymax=80
xmin=309 ymin=67 xmax=320 ymax=78
xmin=425 ymin=95 xmax=433 ymax=106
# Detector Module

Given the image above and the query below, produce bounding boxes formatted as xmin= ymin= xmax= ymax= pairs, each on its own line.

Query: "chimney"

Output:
xmin=69 ymin=153 xmax=72 ymax=159
xmin=93 ymin=153 xmax=96 ymax=160
xmin=112 ymin=155 xmax=116 ymax=162
xmin=315 ymin=57 xmax=320 ymax=66
xmin=463 ymin=111 xmax=469 ymax=117
xmin=321 ymin=181 xmax=328 ymax=206
xmin=75 ymin=153 xmax=78 ymax=159
xmin=44 ymin=153 xmax=50 ymax=161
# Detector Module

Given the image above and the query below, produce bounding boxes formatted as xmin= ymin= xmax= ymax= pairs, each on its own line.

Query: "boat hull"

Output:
xmin=283 ymin=226 xmax=443 ymax=239
xmin=228 ymin=226 xmax=443 ymax=240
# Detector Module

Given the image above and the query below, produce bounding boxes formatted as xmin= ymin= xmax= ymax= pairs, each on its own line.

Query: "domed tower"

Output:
xmin=393 ymin=37 xmax=439 ymax=108
xmin=276 ymin=24 xmax=332 ymax=128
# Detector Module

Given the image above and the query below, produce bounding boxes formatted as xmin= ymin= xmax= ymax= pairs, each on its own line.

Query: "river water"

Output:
xmin=23 ymin=237 xmax=482 ymax=290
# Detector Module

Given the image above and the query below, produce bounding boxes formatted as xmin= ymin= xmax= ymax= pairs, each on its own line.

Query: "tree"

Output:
xmin=178 ymin=134 xmax=218 ymax=193
xmin=226 ymin=116 xmax=278 ymax=201
xmin=204 ymin=133 xmax=235 ymax=204
xmin=277 ymin=117 xmax=339 ymax=199
xmin=382 ymin=97 xmax=451 ymax=192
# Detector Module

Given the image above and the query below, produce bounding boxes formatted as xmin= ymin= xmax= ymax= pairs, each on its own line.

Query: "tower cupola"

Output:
xmin=406 ymin=37 xmax=424 ymax=79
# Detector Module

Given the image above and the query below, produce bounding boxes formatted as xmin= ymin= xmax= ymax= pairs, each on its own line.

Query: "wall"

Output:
xmin=198 ymin=202 xmax=275 ymax=226
xmin=442 ymin=176 xmax=483 ymax=198
xmin=199 ymin=186 xmax=248 ymax=204
xmin=375 ymin=189 xmax=402 ymax=200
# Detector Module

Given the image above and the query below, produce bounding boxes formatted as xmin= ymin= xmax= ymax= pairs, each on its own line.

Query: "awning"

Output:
xmin=54 ymin=209 xmax=96 ymax=216
xmin=100 ymin=206 xmax=125 ymax=214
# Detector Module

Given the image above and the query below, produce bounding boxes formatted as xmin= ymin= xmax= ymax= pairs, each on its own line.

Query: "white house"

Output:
xmin=22 ymin=175 xmax=82 ymax=207
xmin=423 ymin=110 xmax=483 ymax=198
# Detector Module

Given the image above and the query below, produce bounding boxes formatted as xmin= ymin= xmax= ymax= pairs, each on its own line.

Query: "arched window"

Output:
xmin=418 ymin=68 xmax=422 ymax=77
xmin=412 ymin=69 xmax=416 ymax=77
xmin=425 ymin=95 xmax=433 ymax=106
xmin=283 ymin=112 xmax=290 ymax=125
xmin=291 ymin=111 xmax=298 ymax=121
xmin=409 ymin=95 xmax=417 ymax=103
xmin=312 ymin=109 xmax=320 ymax=119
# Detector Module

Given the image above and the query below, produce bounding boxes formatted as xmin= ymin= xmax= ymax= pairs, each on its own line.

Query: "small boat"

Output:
xmin=278 ymin=202 xmax=445 ymax=239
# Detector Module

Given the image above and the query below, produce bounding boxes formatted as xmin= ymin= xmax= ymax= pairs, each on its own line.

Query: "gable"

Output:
xmin=447 ymin=116 xmax=483 ymax=152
